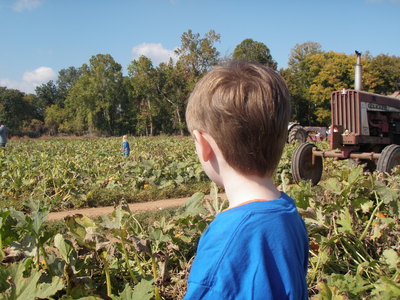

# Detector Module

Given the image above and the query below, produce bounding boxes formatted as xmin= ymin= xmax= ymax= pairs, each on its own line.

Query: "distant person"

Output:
xmin=122 ymin=135 xmax=130 ymax=157
xmin=316 ymin=131 xmax=322 ymax=141
xmin=0 ymin=121 xmax=8 ymax=147
xmin=326 ymin=127 xmax=331 ymax=136
xmin=184 ymin=61 xmax=309 ymax=299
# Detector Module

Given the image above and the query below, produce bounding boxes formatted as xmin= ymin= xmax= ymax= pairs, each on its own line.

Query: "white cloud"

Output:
xmin=131 ymin=43 xmax=179 ymax=65
xmin=0 ymin=66 xmax=56 ymax=94
xmin=23 ymin=66 xmax=56 ymax=85
xmin=13 ymin=0 xmax=44 ymax=12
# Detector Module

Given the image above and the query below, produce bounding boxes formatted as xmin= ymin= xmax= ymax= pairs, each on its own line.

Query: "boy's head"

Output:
xmin=123 ymin=135 xmax=128 ymax=141
xmin=186 ymin=60 xmax=290 ymax=177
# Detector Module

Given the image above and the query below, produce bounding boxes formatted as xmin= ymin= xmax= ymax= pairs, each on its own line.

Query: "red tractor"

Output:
xmin=292 ymin=51 xmax=400 ymax=185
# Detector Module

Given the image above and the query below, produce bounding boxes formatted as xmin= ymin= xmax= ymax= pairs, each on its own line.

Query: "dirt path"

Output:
xmin=47 ymin=197 xmax=188 ymax=222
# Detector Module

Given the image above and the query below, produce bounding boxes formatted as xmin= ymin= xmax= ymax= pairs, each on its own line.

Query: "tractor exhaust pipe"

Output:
xmin=354 ymin=50 xmax=362 ymax=91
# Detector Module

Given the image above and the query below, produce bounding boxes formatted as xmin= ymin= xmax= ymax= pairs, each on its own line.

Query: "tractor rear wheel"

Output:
xmin=288 ymin=125 xmax=308 ymax=144
xmin=376 ymin=144 xmax=400 ymax=173
xmin=291 ymin=143 xmax=323 ymax=185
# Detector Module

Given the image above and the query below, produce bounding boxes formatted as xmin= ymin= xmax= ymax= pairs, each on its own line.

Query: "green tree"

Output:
xmin=175 ymin=29 xmax=221 ymax=76
xmin=0 ymin=87 xmax=34 ymax=133
xmin=64 ymin=54 xmax=127 ymax=135
xmin=281 ymin=42 xmax=323 ymax=124
xmin=128 ymin=56 xmax=159 ymax=136
xmin=233 ymin=38 xmax=277 ymax=69
xmin=155 ymin=60 xmax=191 ymax=135
xmin=288 ymin=41 xmax=322 ymax=68
xmin=282 ymin=45 xmax=359 ymax=125
xmin=44 ymin=105 xmax=67 ymax=135
xmin=56 ymin=66 xmax=82 ymax=107
xmin=368 ymin=54 xmax=400 ymax=95
xmin=34 ymin=81 xmax=60 ymax=118
xmin=306 ymin=51 xmax=355 ymax=124
xmin=305 ymin=51 xmax=399 ymax=125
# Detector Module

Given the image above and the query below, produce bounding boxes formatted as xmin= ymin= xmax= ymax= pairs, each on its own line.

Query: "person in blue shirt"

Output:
xmin=122 ymin=135 xmax=130 ymax=157
xmin=184 ymin=61 xmax=309 ymax=299
xmin=0 ymin=121 xmax=8 ymax=147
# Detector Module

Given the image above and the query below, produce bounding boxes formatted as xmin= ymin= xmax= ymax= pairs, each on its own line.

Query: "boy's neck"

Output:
xmin=222 ymin=172 xmax=281 ymax=209
xmin=192 ymin=130 xmax=281 ymax=208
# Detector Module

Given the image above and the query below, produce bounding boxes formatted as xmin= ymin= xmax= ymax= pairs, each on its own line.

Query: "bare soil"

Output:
xmin=47 ymin=197 xmax=187 ymax=222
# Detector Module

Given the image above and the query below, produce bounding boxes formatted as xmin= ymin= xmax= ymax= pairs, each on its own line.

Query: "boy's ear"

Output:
xmin=193 ymin=130 xmax=214 ymax=162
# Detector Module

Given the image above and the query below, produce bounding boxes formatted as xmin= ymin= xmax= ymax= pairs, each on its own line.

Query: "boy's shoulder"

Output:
xmin=200 ymin=193 xmax=305 ymax=253
xmin=186 ymin=193 xmax=308 ymax=299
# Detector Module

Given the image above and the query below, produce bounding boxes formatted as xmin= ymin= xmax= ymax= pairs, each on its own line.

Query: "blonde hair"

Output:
xmin=186 ymin=61 xmax=290 ymax=177
xmin=122 ymin=135 xmax=128 ymax=141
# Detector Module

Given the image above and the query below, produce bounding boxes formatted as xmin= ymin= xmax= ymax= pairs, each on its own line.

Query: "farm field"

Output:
xmin=0 ymin=136 xmax=210 ymax=211
xmin=0 ymin=137 xmax=399 ymax=299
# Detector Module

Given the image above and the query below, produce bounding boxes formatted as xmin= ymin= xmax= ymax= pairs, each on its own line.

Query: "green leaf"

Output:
xmin=0 ymin=260 xmax=64 ymax=300
xmin=337 ymin=208 xmax=354 ymax=235
xmin=371 ymin=276 xmax=400 ymax=298
xmin=0 ymin=210 xmax=11 ymax=261
xmin=210 ymin=182 xmax=218 ymax=203
xmin=371 ymin=224 xmax=383 ymax=240
xmin=33 ymin=278 xmax=64 ymax=299
xmin=182 ymin=192 xmax=207 ymax=216
xmin=311 ymin=281 xmax=346 ymax=299
xmin=64 ymin=215 xmax=98 ymax=249
xmin=327 ymin=273 xmax=369 ymax=295
xmin=54 ymin=233 xmax=77 ymax=265
xmin=347 ymin=166 xmax=362 ymax=185
xmin=293 ymin=184 xmax=312 ymax=210
xmin=375 ymin=182 xmax=399 ymax=204
xmin=381 ymin=249 xmax=399 ymax=270
xmin=131 ymin=278 xmax=154 ymax=300
xmin=29 ymin=210 xmax=48 ymax=236
xmin=360 ymin=200 xmax=374 ymax=214
xmin=114 ymin=283 xmax=135 ymax=300
xmin=177 ymin=235 xmax=192 ymax=243
xmin=323 ymin=177 xmax=341 ymax=194
xmin=9 ymin=209 xmax=28 ymax=230
xmin=0 ymin=211 xmax=10 ymax=229
xmin=102 ymin=202 xmax=131 ymax=231
xmin=207 ymin=182 xmax=227 ymax=214
xmin=310 ymin=248 xmax=329 ymax=267
xmin=148 ymin=229 xmax=170 ymax=243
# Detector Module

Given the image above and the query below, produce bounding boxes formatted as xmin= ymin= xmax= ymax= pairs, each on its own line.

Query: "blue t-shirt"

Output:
xmin=122 ymin=141 xmax=130 ymax=154
xmin=185 ymin=193 xmax=309 ymax=300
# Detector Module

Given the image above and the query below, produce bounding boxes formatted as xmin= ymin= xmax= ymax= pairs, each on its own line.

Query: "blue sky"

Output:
xmin=0 ymin=0 xmax=399 ymax=94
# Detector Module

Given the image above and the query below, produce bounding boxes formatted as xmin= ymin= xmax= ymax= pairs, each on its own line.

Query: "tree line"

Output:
xmin=1 ymin=30 xmax=400 ymax=137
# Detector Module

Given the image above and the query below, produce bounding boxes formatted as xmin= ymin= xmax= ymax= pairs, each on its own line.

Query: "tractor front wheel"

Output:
xmin=291 ymin=143 xmax=323 ymax=185
xmin=376 ymin=144 xmax=400 ymax=173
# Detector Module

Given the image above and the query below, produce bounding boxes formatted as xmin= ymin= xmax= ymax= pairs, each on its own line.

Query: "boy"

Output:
xmin=122 ymin=135 xmax=130 ymax=157
xmin=184 ymin=61 xmax=309 ymax=299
